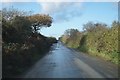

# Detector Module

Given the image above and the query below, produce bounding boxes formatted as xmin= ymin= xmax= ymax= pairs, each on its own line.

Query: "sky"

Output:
xmin=1 ymin=1 xmax=118 ymax=39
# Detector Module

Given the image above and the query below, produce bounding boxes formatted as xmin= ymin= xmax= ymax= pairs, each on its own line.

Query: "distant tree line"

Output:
xmin=60 ymin=21 xmax=119 ymax=64
xmin=2 ymin=8 xmax=57 ymax=78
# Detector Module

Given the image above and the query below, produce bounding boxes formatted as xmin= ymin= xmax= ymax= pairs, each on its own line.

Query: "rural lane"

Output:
xmin=24 ymin=41 xmax=118 ymax=78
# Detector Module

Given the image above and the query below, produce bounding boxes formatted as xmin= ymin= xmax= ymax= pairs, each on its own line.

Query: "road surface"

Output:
xmin=24 ymin=41 xmax=118 ymax=78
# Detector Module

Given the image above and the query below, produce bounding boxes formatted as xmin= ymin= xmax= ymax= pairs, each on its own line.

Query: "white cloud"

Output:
xmin=1 ymin=0 xmax=10 ymax=2
xmin=1 ymin=0 xmax=119 ymax=2
xmin=39 ymin=2 xmax=83 ymax=22
xmin=1 ymin=0 xmax=119 ymax=22
xmin=1 ymin=0 xmax=33 ymax=2
xmin=40 ymin=2 xmax=82 ymax=13
xmin=36 ymin=0 xmax=119 ymax=22
xmin=36 ymin=0 xmax=119 ymax=2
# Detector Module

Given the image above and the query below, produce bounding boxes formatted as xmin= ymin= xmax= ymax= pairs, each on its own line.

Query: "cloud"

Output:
xmin=1 ymin=0 xmax=119 ymax=2
xmin=36 ymin=0 xmax=119 ymax=2
xmin=39 ymin=2 xmax=83 ymax=22
xmin=36 ymin=0 xmax=119 ymax=22
xmin=2 ymin=0 xmax=119 ymax=22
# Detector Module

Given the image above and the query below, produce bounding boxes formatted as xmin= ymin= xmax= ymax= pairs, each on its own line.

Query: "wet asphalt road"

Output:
xmin=24 ymin=41 xmax=118 ymax=78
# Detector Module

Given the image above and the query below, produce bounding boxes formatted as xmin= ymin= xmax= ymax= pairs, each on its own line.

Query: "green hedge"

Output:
xmin=60 ymin=21 xmax=119 ymax=64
